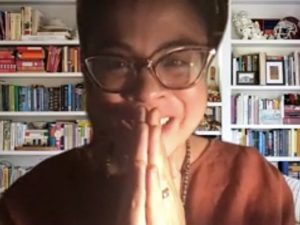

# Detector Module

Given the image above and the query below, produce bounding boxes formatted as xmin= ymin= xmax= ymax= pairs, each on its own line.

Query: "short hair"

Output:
xmin=76 ymin=0 xmax=228 ymax=56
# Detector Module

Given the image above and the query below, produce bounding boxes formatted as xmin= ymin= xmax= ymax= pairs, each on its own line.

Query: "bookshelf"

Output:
xmin=0 ymin=0 xmax=87 ymax=174
xmin=222 ymin=0 xmax=300 ymax=174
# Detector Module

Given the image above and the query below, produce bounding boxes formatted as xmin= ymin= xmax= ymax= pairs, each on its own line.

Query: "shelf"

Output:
xmin=0 ymin=0 xmax=76 ymax=2
xmin=194 ymin=130 xmax=222 ymax=136
xmin=0 ymin=40 xmax=79 ymax=45
xmin=207 ymin=102 xmax=222 ymax=107
xmin=231 ymin=85 xmax=300 ymax=91
xmin=231 ymin=124 xmax=300 ymax=129
xmin=0 ymin=111 xmax=87 ymax=121
xmin=232 ymin=0 xmax=300 ymax=5
xmin=266 ymin=157 xmax=300 ymax=162
xmin=231 ymin=39 xmax=300 ymax=47
xmin=0 ymin=151 xmax=63 ymax=156
xmin=0 ymin=72 xmax=82 ymax=78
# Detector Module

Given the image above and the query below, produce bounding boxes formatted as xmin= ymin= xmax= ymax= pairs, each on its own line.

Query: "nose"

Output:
xmin=124 ymin=67 xmax=165 ymax=103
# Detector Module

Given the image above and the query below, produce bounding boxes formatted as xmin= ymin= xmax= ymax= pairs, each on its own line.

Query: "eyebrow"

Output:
xmin=94 ymin=38 xmax=205 ymax=56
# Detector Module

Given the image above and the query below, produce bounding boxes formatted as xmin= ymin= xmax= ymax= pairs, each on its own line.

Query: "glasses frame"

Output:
xmin=84 ymin=45 xmax=216 ymax=93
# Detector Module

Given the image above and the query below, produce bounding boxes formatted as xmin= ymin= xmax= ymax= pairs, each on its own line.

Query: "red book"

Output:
xmin=283 ymin=117 xmax=300 ymax=124
xmin=16 ymin=46 xmax=43 ymax=52
xmin=0 ymin=59 xmax=15 ymax=64
xmin=0 ymin=51 xmax=15 ymax=59
xmin=16 ymin=59 xmax=44 ymax=67
xmin=17 ymin=66 xmax=45 ymax=72
xmin=17 ymin=50 xmax=45 ymax=60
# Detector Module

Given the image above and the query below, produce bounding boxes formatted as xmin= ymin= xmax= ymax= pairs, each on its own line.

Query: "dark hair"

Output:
xmin=76 ymin=0 xmax=228 ymax=56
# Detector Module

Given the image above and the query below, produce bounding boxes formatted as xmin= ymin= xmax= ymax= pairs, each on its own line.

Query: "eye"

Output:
xmin=161 ymin=58 xmax=189 ymax=67
xmin=104 ymin=60 xmax=128 ymax=71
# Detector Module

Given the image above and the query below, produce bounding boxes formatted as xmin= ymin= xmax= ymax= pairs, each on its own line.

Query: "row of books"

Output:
xmin=0 ymin=46 xmax=81 ymax=73
xmin=232 ymin=51 xmax=300 ymax=86
xmin=0 ymin=83 xmax=86 ymax=112
xmin=0 ymin=162 xmax=30 ymax=193
xmin=277 ymin=162 xmax=300 ymax=180
xmin=0 ymin=7 xmax=73 ymax=41
xmin=0 ymin=120 xmax=92 ymax=151
xmin=231 ymin=129 xmax=300 ymax=157
xmin=231 ymin=93 xmax=300 ymax=125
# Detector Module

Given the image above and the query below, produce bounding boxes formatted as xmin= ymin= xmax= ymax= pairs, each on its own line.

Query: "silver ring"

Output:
xmin=162 ymin=187 xmax=170 ymax=199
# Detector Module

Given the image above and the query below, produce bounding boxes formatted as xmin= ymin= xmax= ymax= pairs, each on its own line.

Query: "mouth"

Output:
xmin=160 ymin=117 xmax=170 ymax=126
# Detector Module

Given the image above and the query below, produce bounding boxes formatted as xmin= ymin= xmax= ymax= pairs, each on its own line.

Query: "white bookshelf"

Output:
xmin=0 ymin=0 xmax=84 ymax=173
xmin=266 ymin=157 xmax=300 ymax=162
xmin=230 ymin=124 xmax=300 ymax=129
xmin=207 ymin=102 xmax=222 ymax=107
xmin=194 ymin=130 xmax=222 ymax=136
xmin=221 ymin=0 xmax=300 ymax=168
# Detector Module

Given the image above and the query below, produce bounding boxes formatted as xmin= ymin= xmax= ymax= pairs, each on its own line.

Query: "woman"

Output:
xmin=0 ymin=0 xmax=295 ymax=224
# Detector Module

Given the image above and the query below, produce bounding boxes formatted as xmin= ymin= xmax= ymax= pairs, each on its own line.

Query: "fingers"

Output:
xmin=147 ymin=108 xmax=161 ymax=167
xmin=126 ymin=106 xmax=148 ymax=225
xmin=146 ymin=165 xmax=163 ymax=225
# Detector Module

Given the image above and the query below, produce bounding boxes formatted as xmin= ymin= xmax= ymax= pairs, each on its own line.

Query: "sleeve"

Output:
xmin=279 ymin=175 xmax=297 ymax=225
xmin=0 ymin=197 xmax=15 ymax=225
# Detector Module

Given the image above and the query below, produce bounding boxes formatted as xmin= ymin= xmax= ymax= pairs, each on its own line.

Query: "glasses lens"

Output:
xmin=85 ymin=56 xmax=134 ymax=91
xmin=156 ymin=49 xmax=209 ymax=88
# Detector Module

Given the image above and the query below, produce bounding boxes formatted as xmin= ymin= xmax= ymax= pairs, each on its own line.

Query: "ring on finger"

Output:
xmin=162 ymin=187 xmax=170 ymax=199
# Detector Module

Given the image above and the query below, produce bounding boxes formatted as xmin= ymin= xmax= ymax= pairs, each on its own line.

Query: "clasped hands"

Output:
xmin=112 ymin=106 xmax=186 ymax=225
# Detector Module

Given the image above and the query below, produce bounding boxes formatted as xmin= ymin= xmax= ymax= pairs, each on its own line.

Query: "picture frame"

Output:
xmin=236 ymin=71 xmax=257 ymax=85
xmin=266 ymin=60 xmax=284 ymax=85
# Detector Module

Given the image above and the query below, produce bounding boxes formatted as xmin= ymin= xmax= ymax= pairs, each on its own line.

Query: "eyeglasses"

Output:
xmin=84 ymin=46 xmax=216 ymax=93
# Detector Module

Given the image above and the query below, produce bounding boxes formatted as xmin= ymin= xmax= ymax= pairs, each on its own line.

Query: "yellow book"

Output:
xmin=297 ymin=129 xmax=300 ymax=157
xmin=3 ymin=167 xmax=9 ymax=190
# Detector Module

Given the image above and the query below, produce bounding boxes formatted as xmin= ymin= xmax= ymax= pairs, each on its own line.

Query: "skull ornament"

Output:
xmin=273 ymin=17 xmax=300 ymax=39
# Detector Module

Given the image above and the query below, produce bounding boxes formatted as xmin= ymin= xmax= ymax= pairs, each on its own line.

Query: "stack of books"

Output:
xmin=0 ymin=48 xmax=16 ymax=72
xmin=16 ymin=46 xmax=45 ymax=72
xmin=283 ymin=94 xmax=300 ymax=124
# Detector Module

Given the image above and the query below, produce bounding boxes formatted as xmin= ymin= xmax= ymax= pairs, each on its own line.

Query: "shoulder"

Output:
xmin=1 ymin=144 xmax=106 ymax=207
xmin=192 ymin=139 xmax=286 ymax=192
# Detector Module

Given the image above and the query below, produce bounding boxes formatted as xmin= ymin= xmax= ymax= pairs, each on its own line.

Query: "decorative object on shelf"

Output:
xmin=251 ymin=18 xmax=280 ymax=39
xmin=207 ymin=66 xmax=221 ymax=102
xmin=273 ymin=17 xmax=300 ymax=39
xmin=197 ymin=107 xmax=221 ymax=131
xmin=236 ymin=71 xmax=257 ymax=85
xmin=232 ymin=11 xmax=266 ymax=40
xmin=266 ymin=60 xmax=284 ymax=85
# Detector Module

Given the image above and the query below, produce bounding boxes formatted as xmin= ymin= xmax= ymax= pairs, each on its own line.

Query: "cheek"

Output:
xmin=183 ymin=81 xmax=208 ymax=126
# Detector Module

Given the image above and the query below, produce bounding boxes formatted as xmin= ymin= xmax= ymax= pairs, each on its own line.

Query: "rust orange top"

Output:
xmin=0 ymin=139 xmax=295 ymax=225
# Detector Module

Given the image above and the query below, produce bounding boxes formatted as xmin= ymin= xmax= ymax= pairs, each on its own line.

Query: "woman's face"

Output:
xmin=85 ymin=0 xmax=210 ymax=155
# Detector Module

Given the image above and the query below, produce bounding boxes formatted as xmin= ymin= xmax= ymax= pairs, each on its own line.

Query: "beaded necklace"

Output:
xmin=180 ymin=140 xmax=191 ymax=205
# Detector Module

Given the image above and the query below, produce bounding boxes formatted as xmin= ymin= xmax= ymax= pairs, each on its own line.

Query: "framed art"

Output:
xmin=236 ymin=71 xmax=257 ymax=85
xmin=266 ymin=61 xmax=284 ymax=85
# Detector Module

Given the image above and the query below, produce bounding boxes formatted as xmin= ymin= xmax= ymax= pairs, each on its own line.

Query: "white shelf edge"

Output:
xmin=194 ymin=130 xmax=222 ymax=136
xmin=0 ymin=151 xmax=63 ymax=156
xmin=0 ymin=111 xmax=87 ymax=117
xmin=231 ymin=85 xmax=300 ymax=91
xmin=0 ymin=40 xmax=79 ymax=45
xmin=0 ymin=0 xmax=75 ymax=3
xmin=207 ymin=102 xmax=222 ymax=107
xmin=232 ymin=0 xmax=300 ymax=5
xmin=231 ymin=124 xmax=300 ymax=129
xmin=231 ymin=39 xmax=300 ymax=46
xmin=266 ymin=157 xmax=300 ymax=162
xmin=0 ymin=72 xmax=83 ymax=78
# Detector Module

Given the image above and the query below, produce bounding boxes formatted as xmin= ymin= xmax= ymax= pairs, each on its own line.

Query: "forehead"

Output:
xmin=83 ymin=0 xmax=208 ymax=56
